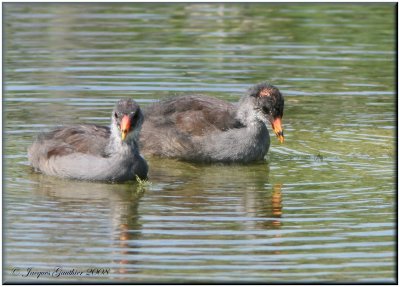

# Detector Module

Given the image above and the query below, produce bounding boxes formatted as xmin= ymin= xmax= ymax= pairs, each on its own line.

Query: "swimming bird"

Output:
xmin=139 ymin=82 xmax=284 ymax=163
xmin=28 ymin=99 xmax=148 ymax=182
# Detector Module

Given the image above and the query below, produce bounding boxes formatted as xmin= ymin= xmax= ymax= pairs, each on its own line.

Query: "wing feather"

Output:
xmin=37 ymin=125 xmax=111 ymax=159
xmin=144 ymin=95 xmax=242 ymax=136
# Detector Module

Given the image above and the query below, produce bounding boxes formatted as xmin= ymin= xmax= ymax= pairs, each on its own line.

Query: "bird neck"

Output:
xmin=236 ymin=96 xmax=262 ymax=127
xmin=202 ymin=116 xmax=269 ymax=163
xmin=107 ymin=123 xmax=139 ymax=155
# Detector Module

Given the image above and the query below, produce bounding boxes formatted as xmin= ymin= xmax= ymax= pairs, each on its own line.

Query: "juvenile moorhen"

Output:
xmin=28 ymin=99 xmax=148 ymax=182
xmin=139 ymin=82 xmax=284 ymax=163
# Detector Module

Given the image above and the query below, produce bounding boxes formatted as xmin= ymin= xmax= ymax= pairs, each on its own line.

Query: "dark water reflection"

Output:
xmin=3 ymin=3 xmax=396 ymax=283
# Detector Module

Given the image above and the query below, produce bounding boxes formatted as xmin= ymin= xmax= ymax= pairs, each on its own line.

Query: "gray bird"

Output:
xmin=139 ymin=82 xmax=284 ymax=163
xmin=28 ymin=99 xmax=148 ymax=182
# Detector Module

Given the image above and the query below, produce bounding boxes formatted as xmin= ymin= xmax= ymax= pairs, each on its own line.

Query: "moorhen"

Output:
xmin=139 ymin=82 xmax=284 ymax=163
xmin=28 ymin=99 xmax=148 ymax=182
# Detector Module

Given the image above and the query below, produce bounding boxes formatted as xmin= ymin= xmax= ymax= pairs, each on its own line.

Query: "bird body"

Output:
xmin=140 ymin=82 xmax=284 ymax=163
xmin=28 ymin=99 xmax=148 ymax=182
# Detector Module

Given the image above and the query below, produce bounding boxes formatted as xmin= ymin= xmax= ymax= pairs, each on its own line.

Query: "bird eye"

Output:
xmin=114 ymin=112 xmax=118 ymax=119
xmin=132 ymin=110 xmax=139 ymax=121
xmin=262 ymin=106 xmax=269 ymax=114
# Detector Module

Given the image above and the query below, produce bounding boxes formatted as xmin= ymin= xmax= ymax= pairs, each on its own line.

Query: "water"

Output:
xmin=3 ymin=3 xmax=396 ymax=283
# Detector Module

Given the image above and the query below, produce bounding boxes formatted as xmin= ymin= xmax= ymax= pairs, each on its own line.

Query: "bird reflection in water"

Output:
xmin=29 ymin=173 xmax=146 ymax=279
xmin=271 ymin=183 xmax=283 ymax=227
xmin=28 ymin=161 xmax=284 ymax=280
xmin=113 ymin=199 xmax=142 ymax=276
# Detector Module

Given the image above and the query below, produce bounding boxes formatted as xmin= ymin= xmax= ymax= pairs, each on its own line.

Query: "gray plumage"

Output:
xmin=28 ymin=99 xmax=148 ymax=182
xmin=139 ymin=82 xmax=284 ymax=163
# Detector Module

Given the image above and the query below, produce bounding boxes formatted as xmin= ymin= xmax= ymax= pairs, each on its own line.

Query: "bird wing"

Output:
xmin=144 ymin=95 xmax=242 ymax=136
xmin=38 ymin=124 xmax=111 ymax=158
